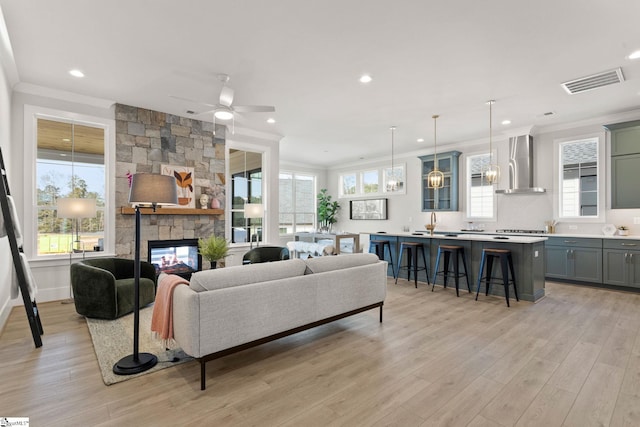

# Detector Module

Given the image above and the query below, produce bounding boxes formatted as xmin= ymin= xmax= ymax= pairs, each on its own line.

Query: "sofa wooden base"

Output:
xmin=197 ymin=302 xmax=384 ymax=390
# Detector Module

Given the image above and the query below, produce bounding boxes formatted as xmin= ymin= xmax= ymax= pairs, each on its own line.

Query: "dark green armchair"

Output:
xmin=242 ymin=246 xmax=290 ymax=264
xmin=70 ymin=258 xmax=157 ymax=319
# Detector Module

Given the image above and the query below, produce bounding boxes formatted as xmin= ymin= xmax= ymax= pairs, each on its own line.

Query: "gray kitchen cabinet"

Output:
xmin=611 ymin=153 xmax=640 ymax=209
xmin=418 ymin=151 xmax=461 ymax=211
xmin=545 ymin=237 xmax=602 ymax=283
xmin=604 ymin=120 xmax=640 ymax=209
xmin=603 ymin=239 xmax=640 ymax=288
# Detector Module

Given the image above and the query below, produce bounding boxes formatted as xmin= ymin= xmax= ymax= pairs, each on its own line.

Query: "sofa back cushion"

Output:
xmin=304 ymin=253 xmax=380 ymax=274
xmin=189 ymin=258 xmax=307 ymax=292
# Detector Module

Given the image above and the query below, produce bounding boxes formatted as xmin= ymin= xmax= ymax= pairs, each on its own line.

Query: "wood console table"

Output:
xmin=294 ymin=232 xmax=360 ymax=254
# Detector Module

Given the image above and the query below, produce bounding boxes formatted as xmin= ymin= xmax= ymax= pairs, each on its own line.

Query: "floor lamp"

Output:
xmin=113 ymin=173 xmax=177 ymax=375
xmin=245 ymin=203 xmax=264 ymax=249
xmin=57 ymin=197 xmax=97 ymax=303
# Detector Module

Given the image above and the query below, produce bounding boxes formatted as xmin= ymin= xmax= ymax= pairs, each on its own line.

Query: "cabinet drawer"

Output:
xmin=603 ymin=239 xmax=640 ymax=250
xmin=545 ymin=237 xmax=602 ymax=248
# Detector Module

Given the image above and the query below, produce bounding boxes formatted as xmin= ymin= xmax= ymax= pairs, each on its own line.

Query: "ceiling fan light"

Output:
xmin=214 ymin=109 xmax=234 ymax=120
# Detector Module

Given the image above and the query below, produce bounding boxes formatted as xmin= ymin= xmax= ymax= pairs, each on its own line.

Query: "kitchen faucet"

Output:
xmin=426 ymin=212 xmax=436 ymax=235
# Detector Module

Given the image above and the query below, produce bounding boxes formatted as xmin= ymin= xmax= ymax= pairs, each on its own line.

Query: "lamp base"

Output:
xmin=113 ymin=352 xmax=158 ymax=375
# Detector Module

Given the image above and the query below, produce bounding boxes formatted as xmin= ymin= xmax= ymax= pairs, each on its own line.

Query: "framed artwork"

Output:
xmin=383 ymin=164 xmax=405 ymax=194
xmin=161 ymin=164 xmax=195 ymax=208
xmin=349 ymin=198 xmax=388 ymax=220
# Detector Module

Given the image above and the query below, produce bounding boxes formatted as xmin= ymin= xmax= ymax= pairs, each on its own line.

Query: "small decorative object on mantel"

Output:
xmin=198 ymin=235 xmax=229 ymax=269
xmin=618 ymin=226 xmax=629 ymax=236
xmin=199 ymin=194 xmax=210 ymax=209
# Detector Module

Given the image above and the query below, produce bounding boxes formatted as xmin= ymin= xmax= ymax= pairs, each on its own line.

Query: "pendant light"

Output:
xmin=387 ymin=126 xmax=398 ymax=191
xmin=483 ymin=100 xmax=500 ymax=185
xmin=427 ymin=115 xmax=444 ymax=189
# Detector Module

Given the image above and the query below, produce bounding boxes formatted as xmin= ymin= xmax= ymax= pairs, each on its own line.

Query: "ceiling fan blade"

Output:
xmin=219 ymin=86 xmax=234 ymax=107
xmin=233 ymin=105 xmax=276 ymax=113
xmin=168 ymin=94 xmax=218 ymax=108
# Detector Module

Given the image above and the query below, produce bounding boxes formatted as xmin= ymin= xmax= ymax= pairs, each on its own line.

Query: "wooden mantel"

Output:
xmin=120 ymin=207 xmax=224 ymax=215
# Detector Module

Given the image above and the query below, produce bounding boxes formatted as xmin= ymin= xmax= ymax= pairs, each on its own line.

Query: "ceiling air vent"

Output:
xmin=561 ymin=68 xmax=624 ymax=94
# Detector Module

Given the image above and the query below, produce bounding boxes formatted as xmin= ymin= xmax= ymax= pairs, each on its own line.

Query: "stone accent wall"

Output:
xmin=115 ymin=104 xmax=225 ymax=265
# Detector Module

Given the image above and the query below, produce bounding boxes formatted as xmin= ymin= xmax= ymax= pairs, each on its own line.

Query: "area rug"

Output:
xmin=86 ymin=306 xmax=193 ymax=385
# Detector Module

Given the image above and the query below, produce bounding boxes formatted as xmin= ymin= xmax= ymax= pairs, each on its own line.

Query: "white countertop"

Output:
xmin=369 ymin=231 xmax=547 ymax=244
xmin=417 ymin=229 xmax=639 ymax=240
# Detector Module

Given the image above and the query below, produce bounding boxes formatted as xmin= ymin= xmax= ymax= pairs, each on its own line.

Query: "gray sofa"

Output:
xmin=172 ymin=253 xmax=387 ymax=389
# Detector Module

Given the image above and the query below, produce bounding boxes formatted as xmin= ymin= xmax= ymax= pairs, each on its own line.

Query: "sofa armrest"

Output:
xmin=70 ymin=262 xmax=118 ymax=319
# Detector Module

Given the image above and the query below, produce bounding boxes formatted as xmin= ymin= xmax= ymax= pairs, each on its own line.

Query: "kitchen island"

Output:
xmin=370 ymin=232 xmax=547 ymax=302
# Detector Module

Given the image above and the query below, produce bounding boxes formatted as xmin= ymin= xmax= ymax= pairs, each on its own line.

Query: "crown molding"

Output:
xmin=14 ymin=82 xmax=115 ymax=109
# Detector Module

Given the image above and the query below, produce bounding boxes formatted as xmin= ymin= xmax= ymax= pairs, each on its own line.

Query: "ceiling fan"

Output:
xmin=171 ymin=74 xmax=275 ymax=122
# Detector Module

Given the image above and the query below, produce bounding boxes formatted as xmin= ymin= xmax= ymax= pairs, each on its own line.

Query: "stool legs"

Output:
xmin=432 ymin=246 xmax=469 ymax=296
xmin=508 ymin=253 xmax=518 ymax=301
xmin=370 ymin=241 xmax=395 ymax=277
xmin=432 ymin=249 xmax=442 ymax=285
xmin=395 ymin=243 xmax=429 ymax=287
xmin=476 ymin=250 xmax=518 ymax=307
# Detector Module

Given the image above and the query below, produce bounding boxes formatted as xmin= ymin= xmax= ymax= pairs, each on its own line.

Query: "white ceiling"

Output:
xmin=2 ymin=0 xmax=640 ymax=167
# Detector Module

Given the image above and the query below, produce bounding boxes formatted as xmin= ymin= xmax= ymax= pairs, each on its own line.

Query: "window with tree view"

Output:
xmin=230 ymin=149 xmax=262 ymax=244
xmin=36 ymin=118 xmax=105 ymax=255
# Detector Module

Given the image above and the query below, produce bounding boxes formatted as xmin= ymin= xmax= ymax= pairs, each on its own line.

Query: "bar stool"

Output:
xmin=432 ymin=245 xmax=470 ymax=297
xmin=475 ymin=248 xmax=518 ymax=307
xmin=395 ymin=241 xmax=429 ymax=288
xmin=369 ymin=240 xmax=395 ymax=273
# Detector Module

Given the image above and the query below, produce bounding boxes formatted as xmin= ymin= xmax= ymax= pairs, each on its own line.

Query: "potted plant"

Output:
xmin=198 ymin=235 xmax=229 ymax=268
xmin=317 ymin=189 xmax=340 ymax=233
xmin=618 ymin=226 xmax=629 ymax=236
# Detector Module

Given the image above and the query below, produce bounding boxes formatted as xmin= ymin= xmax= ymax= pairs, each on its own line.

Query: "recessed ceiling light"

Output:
xmin=417 ymin=138 xmax=424 ymax=143
xmin=628 ymin=50 xmax=640 ymax=60
xmin=69 ymin=69 xmax=84 ymax=78
xmin=266 ymin=118 xmax=276 ymax=124
xmin=62 ymin=138 xmax=71 ymax=142
xmin=501 ymin=120 xmax=511 ymax=125
xmin=359 ymin=74 xmax=372 ymax=83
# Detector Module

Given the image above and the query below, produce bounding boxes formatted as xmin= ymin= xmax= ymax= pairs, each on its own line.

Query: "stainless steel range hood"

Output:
xmin=495 ymin=134 xmax=546 ymax=194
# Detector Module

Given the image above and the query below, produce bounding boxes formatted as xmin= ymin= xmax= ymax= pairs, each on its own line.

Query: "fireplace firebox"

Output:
xmin=148 ymin=239 xmax=202 ymax=280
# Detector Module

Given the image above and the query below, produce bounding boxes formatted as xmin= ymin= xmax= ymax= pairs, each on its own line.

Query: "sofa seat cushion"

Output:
xmin=189 ymin=258 xmax=307 ymax=292
xmin=114 ymin=277 xmax=156 ymax=317
xmin=304 ymin=253 xmax=380 ymax=274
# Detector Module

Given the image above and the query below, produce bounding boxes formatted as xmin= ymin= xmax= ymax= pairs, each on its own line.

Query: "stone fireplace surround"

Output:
xmin=115 ymin=104 xmax=226 ymax=267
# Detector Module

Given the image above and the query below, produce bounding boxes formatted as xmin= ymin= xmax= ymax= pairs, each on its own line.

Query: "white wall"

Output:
xmin=325 ymin=110 xmax=640 ymax=244
xmin=0 ymin=31 xmax=13 ymax=331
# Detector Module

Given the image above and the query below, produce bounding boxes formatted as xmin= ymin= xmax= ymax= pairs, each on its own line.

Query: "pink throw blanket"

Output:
xmin=151 ymin=274 xmax=189 ymax=346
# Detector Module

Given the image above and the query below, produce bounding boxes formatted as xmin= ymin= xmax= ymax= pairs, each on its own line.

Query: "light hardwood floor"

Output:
xmin=2 ymin=278 xmax=640 ymax=426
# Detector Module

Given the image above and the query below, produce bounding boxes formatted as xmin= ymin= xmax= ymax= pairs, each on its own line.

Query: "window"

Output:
xmin=559 ymin=138 xmax=599 ymax=218
xmin=339 ymin=163 xmax=406 ymax=198
xmin=340 ymin=173 xmax=357 ymax=197
xmin=467 ymin=153 xmax=495 ymax=219
xmin=279 ymin=172 xmax=316 ymax=235
xmin=383 ymin=165 xmax=405 ymax=193
xmin=229 ymin=149 xmax=262 ymax=244
xmin=32 ymin=114 xmax=109 ymax=256
xmin=361 ymin=170 xmax=379 ymax=194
